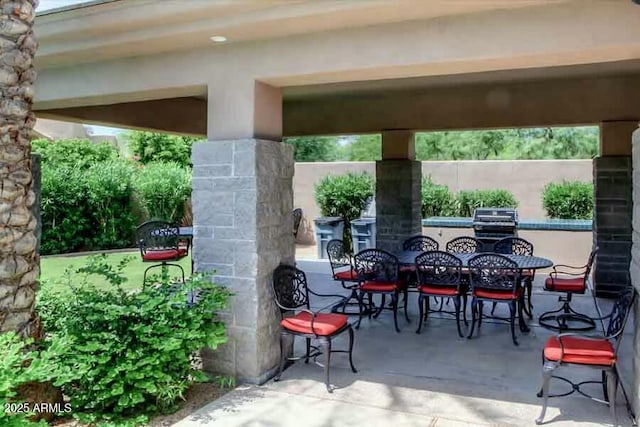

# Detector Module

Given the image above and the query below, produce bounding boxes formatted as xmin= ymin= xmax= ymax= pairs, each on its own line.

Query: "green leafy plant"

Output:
xmin=37 ymin=255 xmax=231 ymax=424
xmin=421 ymin=176 xmax=454 ymax=217
xmin=454 ymin=189 xmax=518 ymax=217
xmin=315 ymin=172 xmax=375 ymax=250
xmin=33 ymin=138 xmax=119 ymax=169
xmin=542 ymin=181 xmax=594 ymax=219
xmin=125 ymin=131 xmax=197 ymax=168
xmin=134 ymin=161 xmax=192 ymax=223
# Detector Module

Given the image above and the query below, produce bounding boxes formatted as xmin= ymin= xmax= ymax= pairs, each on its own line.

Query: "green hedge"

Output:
xmin=421 ymin=176 xmax=455 ymax=217
xmin=36 ymin=140 xmax=192 ymax=255
xmin=542 ymin=181 xmax=593 ymax=219
xmin=454 ymin=189 xmax=519 ymax=217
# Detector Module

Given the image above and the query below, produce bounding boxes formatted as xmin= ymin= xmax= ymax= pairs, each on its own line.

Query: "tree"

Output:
xmin=1 ymin=1 xmax=63 ymax=421
xmin=346 ymin=134 xmax=381 ymax=160
xmin=125 ymin=131 xmax=198 ymax=168
xmin=284 ymin=136 xmax=341 ymax=161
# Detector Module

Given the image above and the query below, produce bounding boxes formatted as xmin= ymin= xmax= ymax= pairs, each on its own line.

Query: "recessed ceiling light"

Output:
xmin=210 ymin=36 xmax=227 ymax=43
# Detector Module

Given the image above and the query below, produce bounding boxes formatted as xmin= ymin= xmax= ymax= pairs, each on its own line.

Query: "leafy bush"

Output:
xmin=421 ymin=176 xmax=454 ymax=217
xmin=454 ymin=189 xmax=518 ymax=217
xmin=315 ymin=172 xmax=375 ymax=249
xmin=0 ymin=332 xmax=62 ymax=427
xmin=37 ymin=255 xmax=231 ymax=424
xmin=33 ymin=139 xmax=119 ymax=169
xmin=126 ymin=131 xmax=197 ymax=168
xmin=542 ymin=181 xmax=593 ymax=219
xmin=134 ymin=162 xmax=192 ymax=223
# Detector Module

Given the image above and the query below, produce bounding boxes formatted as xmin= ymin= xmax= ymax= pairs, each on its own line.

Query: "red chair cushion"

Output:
xmin=400 ymin=266 xmax=416 ymax=272
xmin=545 ymin=276 xmax=586 ymax=293
xmin=334 ymin=269 xmax=357 ymax=281
xmin=281 ymin=312 xmax=348 ymax=336
xmin=474 ymin=288 xmax=521 ymax=300
xmin=360 ymin=281 xmax=403 ymax=292
xmin=418 ymin=285 xmax=458 ymax=296
xmin=544 ymin=336 xmax=615 ymax=366
xmin=142 ymin=248 xmax=188 ymax=261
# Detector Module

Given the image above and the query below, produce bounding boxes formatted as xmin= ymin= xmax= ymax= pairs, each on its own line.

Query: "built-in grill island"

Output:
xmin=472 ymin=208 xmax=518 ymax=252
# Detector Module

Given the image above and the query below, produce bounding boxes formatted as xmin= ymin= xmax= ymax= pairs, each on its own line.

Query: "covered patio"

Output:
xmin=33 ymin=0 xmax=640 ymax=424
xmin=174 ymin=268 xmax=635 ymax=426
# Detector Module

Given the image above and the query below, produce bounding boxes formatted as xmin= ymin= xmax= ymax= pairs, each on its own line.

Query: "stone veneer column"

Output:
xmin=191 ymin=139 xmax=294 ymax=383
xmin=629 ymin=125 xmax=640 ymax=422
xmin=593 ymin=156 xmax=633 ymax=296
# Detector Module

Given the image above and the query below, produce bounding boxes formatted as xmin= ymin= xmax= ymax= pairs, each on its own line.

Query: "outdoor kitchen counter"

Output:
xmin=423 ymin=217 xmax=592 ymax=231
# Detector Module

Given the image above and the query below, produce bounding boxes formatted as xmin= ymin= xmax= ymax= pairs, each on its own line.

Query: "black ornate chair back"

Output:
xmin=605 ymin=289 xmax=635 ymax=343
xmin=272 ymin=264 xmax=310 ymax=315
xmin=415 ymin=251 xmax=462 ymax=289
xmin=136 ymin=220 xmax=181 ymax=255
xmin=353 ymin=249 xmax=399 ymax=283
xmin=293 ymin=208 xmax=303 ymax=238
xmin=403 ymin=235 xmax=439 ymax=252
xmin=584 ymin=247 xmax=598 ymax=280
xmin=494 ymin=237 xmax=534 ymax=256
xmin=468 ymin=253 xmax=519 ymax=293
xmin=446 ymin=236 xmax=481 ymax=254
xmin=327 ymin=239 xmax=351 ymax=272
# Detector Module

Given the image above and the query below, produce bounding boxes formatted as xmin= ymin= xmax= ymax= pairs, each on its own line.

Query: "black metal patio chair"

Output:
xmin=326 ymin=239 xmax=360 ymax=314
xmin=467 ymin=253 xmax=523 ymax=346
xmin=494 ymin=237 xmax=535 ymax=317
xmin=446 ymin=236 xmax=481 ymax=254
xmin=415 ymin=251 xmax=467 ymax=337
xmin=354 ymin=249 xmax=409 ymax=333
xmin=136 ymin=220 xmax=189 ymax=286
xmin=272 ymin=264 xmax=357 ymax=393
xmin=536 ymin=289 xmax=635 ymax=425
xmin=401 ymin=235 xmax=440 ymax=287
xmin=292 ymin=208 xmax=303 ymax=239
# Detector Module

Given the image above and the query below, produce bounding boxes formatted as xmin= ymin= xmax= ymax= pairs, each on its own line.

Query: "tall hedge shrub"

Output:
xmin=315 ymin=172 xmax=375 ymax=250
xmin=454 ymin=189 xmax=518 ymax=217
xmin=421 ymin=176 xmax=454 ymax=217
xmin=134 ymin=161 xmax=192 ymax=223
xmin=542 ymin=181 xmax=593 ymax=219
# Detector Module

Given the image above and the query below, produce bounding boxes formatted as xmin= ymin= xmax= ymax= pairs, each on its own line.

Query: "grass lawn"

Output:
xmin=40 ymin=251 xmax=192 ymax=291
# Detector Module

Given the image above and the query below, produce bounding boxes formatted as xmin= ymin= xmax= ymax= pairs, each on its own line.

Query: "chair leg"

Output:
xmin=467 ymin=298 xmax=478 ymax=339
xmin=368 ymin=292 xmax=374 ymax=319
xmin=491 ymin=301 xmax=497 ymax=315
xmin=320 ymin=337 xmax=333 ymax=393
xmin=536 ymin=361 xmax=557 ymax=425
xmin=462 ymin=293 xmax=468 ymax=326
xmin=416 ymin=295 xmax=425 ymax=334
xmin=526 ymin=278 xmax=534 ymax=318
xmin=355 ymin=291 xmax=365 ymax=330
xmin=454 ymin=295 xmax=463 ymax=338
xmin=606 ymin=369 xmax=618 ymax=425
xmin=392 ymin=292 xmax=400 ymax=333
xmin=347 ymin=326 xmax=357 ymax=373
xmin=509 ymin=301 xmax=519 ymax=346
xmin=478 ymin=300 xmax=484 ymax=330
xmin=274 ymin=332 xmax=288 ymax=382
xmin=403 ymin=289 xmax=410 ymax=323
xmin=602 ymin=370 xmax=609 ymax=403
xmin=304 ymin=337 xmax=311 ymax=364
xmin=374 ymin=294 xmax=385 ymax=319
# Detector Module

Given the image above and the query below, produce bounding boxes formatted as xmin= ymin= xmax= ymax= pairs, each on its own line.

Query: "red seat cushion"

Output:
xmin=334 ymin=269 xmax=357 ymax=281
xmin=360 ymin=281 xmax=403 ymax=292
xmin=474 ymin=288 xmax=521 ymax=300
xmin=143 ymin=248 xmax=187 ymax=261
xmin=418 ymin=285 xmax=458 ymax=296
xmin=400 ymin=266 xmax=416 ymax=272
xmin=281 ymin=312 xmax=348 ymax=336
xmin=545 ymin=276 xmax=586 ymax=293
xmin=544 ymin=336 xmax=615 ymax=366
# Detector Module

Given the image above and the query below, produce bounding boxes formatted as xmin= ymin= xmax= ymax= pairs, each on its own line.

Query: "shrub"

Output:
xmin=37 ymin=255 xmax=231 ymax=424
xmin=454 ymin=189 xmax=518 ymax=217
xmin=315 ymin=172 xmax=375 ymax=249
xmin=33 ymin=138 xmax=119 ymax=169
xmin=134 ymin=162 xmax=192 ymax=223
xmin=126 ymin=131 xmax=197 ymax=168
xmin=542 ymin=181 xmax=593 ymax=219
xmin=421 ymin=176 xmax=454 ymax=217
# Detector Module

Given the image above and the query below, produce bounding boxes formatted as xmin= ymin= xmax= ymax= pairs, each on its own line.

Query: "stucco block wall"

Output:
xmin=294 ymin=160 xmax=592 ymax=228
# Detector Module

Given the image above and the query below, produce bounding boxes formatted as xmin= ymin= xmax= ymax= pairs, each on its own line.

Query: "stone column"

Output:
xmin=629 ymin=125 xmax=640 ymax=422
xmin=376 ymin=130 xmax=422 ymax=252
xmin=193 ymin=80 xmax=294 ymax=383
xmin=594 ymin=121 xmax=636 ymax=297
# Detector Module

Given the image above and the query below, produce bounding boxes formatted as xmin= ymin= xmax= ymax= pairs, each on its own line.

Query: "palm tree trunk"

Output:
xmin=1 ymin=1 xmax=63 ymax=422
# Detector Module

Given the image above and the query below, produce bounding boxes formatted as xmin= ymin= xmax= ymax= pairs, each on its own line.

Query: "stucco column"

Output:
xmin=593 ymin=121 xmax=637 ymax=297
xmin=193 ymin=80 xmax=295 ymax=383
xmin=629 ymin=125 xmax=640 ymax=422
xmin=376 ymin=130 xmax=421 ymax=252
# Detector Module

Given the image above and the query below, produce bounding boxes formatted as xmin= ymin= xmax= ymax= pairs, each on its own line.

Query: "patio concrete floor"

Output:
xmin=175 ymin=260 xmax=635 ymax=427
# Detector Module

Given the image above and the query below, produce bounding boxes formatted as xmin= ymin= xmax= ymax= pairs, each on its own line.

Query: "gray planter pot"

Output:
xmin=351 ymin=218 xmax=376 ymax=254
xmin=314 ymin=217 xmax=344 ymax=259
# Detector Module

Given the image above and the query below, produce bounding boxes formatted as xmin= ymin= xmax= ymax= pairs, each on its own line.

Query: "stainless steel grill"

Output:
xmin=473 ymin=208 xmax=518 ymax=251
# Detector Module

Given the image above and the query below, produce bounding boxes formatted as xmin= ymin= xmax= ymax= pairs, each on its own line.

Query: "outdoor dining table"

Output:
xmin=395 ymin=250 xmax=554 ymax=332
